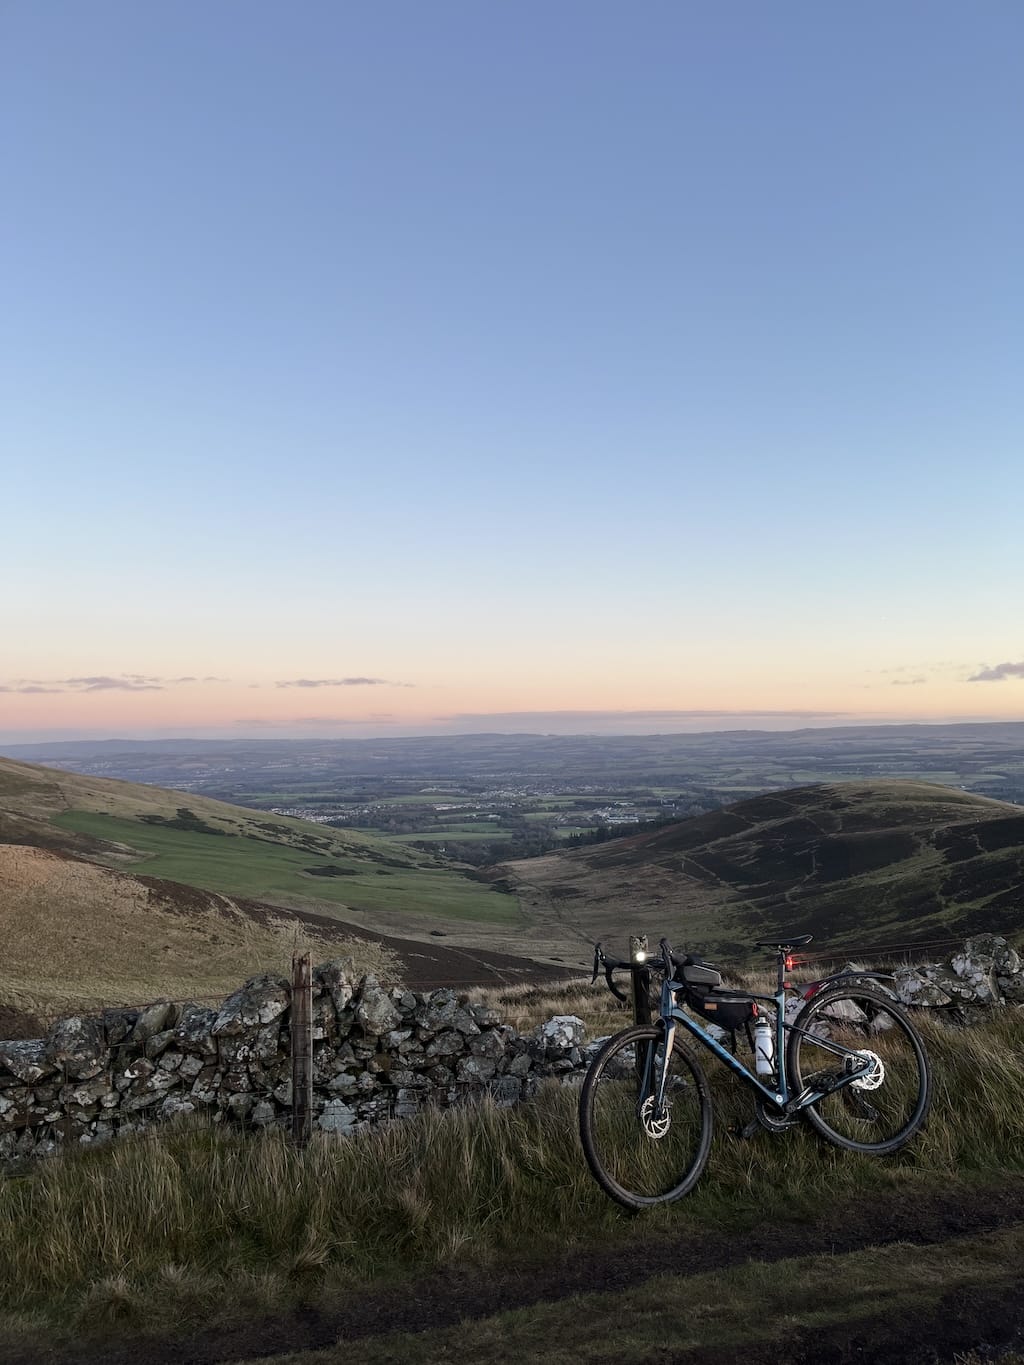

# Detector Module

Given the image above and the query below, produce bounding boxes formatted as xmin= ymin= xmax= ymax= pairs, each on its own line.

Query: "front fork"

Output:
xmin=651 ymin=1017 xmax=677 ymax=1118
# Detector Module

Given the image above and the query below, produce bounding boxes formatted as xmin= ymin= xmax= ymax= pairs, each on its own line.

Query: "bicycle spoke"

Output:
xmin=579 ymin=1026 xmax=713 ymax=1209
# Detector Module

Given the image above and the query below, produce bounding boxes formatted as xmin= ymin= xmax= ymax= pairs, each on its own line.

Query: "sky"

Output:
xmin=2 ymin=1 xmax=1022 ymax=743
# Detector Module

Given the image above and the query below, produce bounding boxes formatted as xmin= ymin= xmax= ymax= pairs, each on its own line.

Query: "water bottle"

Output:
xmin=752 ymin=1015 xmax=775 ymax=1077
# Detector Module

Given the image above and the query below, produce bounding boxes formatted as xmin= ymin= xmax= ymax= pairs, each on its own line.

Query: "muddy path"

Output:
xmin=12 ymin=1179 xmax=1024 ymax=1365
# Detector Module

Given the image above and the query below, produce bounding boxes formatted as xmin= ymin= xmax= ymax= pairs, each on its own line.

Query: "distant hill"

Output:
xmin=503 ymin=781 xmax=1024 ymax=963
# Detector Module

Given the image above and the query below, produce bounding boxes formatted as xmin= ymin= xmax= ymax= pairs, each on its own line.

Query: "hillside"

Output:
xmin=0 ymin=755 xmax=522 ymax=929
xmin=0 ymin=843 xmax=397 ymax=1023
xmin=503 ymin=780 xmax=1024 ymax=962
xmin=0 ymin=756 xmax=565 ymax=1018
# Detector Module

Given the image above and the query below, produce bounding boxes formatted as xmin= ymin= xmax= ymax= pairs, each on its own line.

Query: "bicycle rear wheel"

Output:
xmin=786 ymin=986 xmax=931 ymax=1154
xmin=579 ymin=1024 xmax=713 ymax=1211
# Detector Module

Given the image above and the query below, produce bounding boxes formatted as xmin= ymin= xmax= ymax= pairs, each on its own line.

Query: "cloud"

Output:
xmin=274 ymin=677 xmax=410 ymax=689
xmin=2 ymin=673 xmax=232 ymax=695
xmin=64 ymin=676 xmax=165 ymax=692
xmin=235 ymin=714 xmax=398 ymax=728
xmin=891 ymin=677 xmax=927 ymax=686
xmin=0 ymin=685 xmax=65 ymax=694
xmin=445 ymin=708 xmax=850 ymax=722
xmin=968 ymin=661 xmax=1024 ymax=682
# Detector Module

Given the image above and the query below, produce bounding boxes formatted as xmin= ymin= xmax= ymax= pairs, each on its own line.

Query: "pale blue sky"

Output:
xmin=2 ymin=1 xmax=1022 ymax=740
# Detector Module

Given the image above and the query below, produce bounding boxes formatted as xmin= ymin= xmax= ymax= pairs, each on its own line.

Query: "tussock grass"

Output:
xmin=1 ymin=1006 xmax=1022 ymax=1352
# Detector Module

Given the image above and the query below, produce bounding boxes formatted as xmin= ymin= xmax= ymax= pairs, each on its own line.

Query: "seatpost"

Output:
xmin=776 ymin=947 xmax=788 ymax=994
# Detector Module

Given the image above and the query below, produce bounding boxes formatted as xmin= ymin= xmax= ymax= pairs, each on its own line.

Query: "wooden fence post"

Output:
xmin=290 ymin=952 xmax=313 ymax=1150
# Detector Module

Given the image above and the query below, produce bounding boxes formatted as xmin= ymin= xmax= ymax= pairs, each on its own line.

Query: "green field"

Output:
xmin=53 ymin=812 xmax=522 ymax=925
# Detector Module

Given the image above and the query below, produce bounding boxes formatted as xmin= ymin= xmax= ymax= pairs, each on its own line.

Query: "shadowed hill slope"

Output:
xmin=503 ymin=781 xmax=1024 ymax=961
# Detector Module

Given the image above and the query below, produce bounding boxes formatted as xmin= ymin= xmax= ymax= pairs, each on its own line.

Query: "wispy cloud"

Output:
xmin=1 ymin=674 xmax=230 ymax=695
xmin=235 ymin=714 xmax=398 ymax=728
xmin=274 ymin=677 xmax=411 ymax=689
xmin=969 ymin=661 xmax=1024 ymax=682
xmin=891 ymin=677 xmax=927 ymax=686
xmin=445 ymin=708 xmax=851 ymax=723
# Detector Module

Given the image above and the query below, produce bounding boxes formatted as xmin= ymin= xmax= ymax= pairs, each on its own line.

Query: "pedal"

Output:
xmin=728 ymin=1117 xmax=761 ymax=1141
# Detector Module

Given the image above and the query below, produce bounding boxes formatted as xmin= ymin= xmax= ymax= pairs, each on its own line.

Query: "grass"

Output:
xmin=53 ymin=811 xmax=521 ymax=925
xmin=235 ymin=1225 xmax=1024 ymax=1363
xmin=0 ymin=845 xmax=398 ymax=1017
xmin=1 ymin=1005 xmax=1022 ymax=1356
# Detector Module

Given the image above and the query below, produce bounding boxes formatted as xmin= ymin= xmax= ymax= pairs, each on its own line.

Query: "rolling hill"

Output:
xmin=0 ymin=756 xmax=554 ymax=1020
xmin=503 ymin=780 xmax=1024 ymax=963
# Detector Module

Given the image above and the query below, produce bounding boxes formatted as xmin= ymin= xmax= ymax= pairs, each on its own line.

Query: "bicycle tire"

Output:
xmin=786 ymin=985 xmax=931 ymax=1155
xmin=579 ymin=1024 xmax=713 ymax=1211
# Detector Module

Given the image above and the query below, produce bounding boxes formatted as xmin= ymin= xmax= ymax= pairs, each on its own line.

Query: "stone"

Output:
xmin=225 ymin=1092 xmax=254 ymax=1121
xmin=488 ymin=1075 xmax=522 ymax=1107
xmin=213 ymin=975 xmax=289 ymax=1035
xmin=130 ymin=1002 xmax=174 ymax=1043
xmin=102 ymin=1008 xmax=140 ymax=1047
xmin=457 ymin=1055 xmax=496 ymax=1084
xmin=0 ymin=1040 xmax=55 ymax=1085
xmin=45 ymin=1016 xmax=108 ymax=1081
xmin=174 ymin=1005 xmax=218 ymax=1055
xmin=317 ymin=1099 xmax=356 ymax=1134
xmin=123 ymin=1069 xmax=180 ymax=1112
xmin=251 ymin=1099 xmax=277 ymax=1126
xmin=314 ymin=958 xmax=357 ymax=1017
xmin=355 ymin=976 xmax=401 ymax=1036
xmin=425 ymin=1030 xmax=463 ymax=1058
xmin=158 ymin=1094 xmax=196 ymax=1121
xmin=533 ymin=1015 xmax=586 ymax=1055
xmin=393 ymin=1089 xmax=420 ymax=1119
xmin=413 ymin=990 xmax=479 ymax=1037
xmin=469 ymin=1029 xmax=507 ymax=1062
xmin=145 ymin=1029 xmax=177 ymax=1060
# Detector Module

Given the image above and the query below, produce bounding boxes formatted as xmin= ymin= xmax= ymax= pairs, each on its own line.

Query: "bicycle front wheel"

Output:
xmin=786 ymin=986 xmax=931 ymax=1155
xmin=579 ymin=1025 xmax=713 ymax=1211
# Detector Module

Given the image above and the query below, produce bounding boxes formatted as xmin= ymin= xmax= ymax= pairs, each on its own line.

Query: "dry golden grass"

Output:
xmin=0 ymin=844 xmax=396 ymax=1019
xmin=0 ymin=1007 xmax=1020 ymax=1358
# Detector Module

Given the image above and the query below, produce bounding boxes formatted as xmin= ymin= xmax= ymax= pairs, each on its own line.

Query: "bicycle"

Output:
xmin=579 ymin=932 xmax=931 ymax=1211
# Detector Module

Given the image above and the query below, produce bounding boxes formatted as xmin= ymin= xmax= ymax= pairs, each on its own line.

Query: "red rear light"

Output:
xmin=785 ymin=954 xmax=795 ymax=971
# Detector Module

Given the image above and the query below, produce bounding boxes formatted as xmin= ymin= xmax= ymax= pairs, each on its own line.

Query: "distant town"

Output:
xmin=9 ymin=722 xmax=1024 ymax=866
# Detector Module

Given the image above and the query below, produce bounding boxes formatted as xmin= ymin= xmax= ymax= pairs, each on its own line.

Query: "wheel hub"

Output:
xmin=848 ymin=1049 xmax=885 ymax=1091
xmin=639 ymin=1094 xmax=670 ymax=1138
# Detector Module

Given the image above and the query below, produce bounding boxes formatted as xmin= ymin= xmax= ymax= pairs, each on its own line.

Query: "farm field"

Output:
xmin=52 ymin=811 xmax=519 ymax=925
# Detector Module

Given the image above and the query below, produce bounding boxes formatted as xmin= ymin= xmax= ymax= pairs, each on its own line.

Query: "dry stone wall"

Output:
xmin=0 ymin=960 xmax=591 ymax=1162
xmin=2 ymin=934 xmax=1019 ymax=1163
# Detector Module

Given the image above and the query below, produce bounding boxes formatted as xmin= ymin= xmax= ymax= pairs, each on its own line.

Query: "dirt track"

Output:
xmin=12 ymin=1180 xmax=1024 ymax=1365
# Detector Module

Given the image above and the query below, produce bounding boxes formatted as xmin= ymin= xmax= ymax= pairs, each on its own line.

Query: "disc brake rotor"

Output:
xmin=848 ymin=1049 xmax=885 ymax=1091
xmin=639 ymin=1094 xmax=670 ymax=1139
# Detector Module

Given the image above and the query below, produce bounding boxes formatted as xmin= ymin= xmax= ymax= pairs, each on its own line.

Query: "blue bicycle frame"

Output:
xmin=649 ymin=949 xmax=882 ymax=1119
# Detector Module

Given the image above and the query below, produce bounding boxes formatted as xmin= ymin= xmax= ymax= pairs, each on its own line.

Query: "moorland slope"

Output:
xmin=0 ymin=757 xmax=556 ymax=1016
xmin=504 ymin=780 xmax=1024 ymax=961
